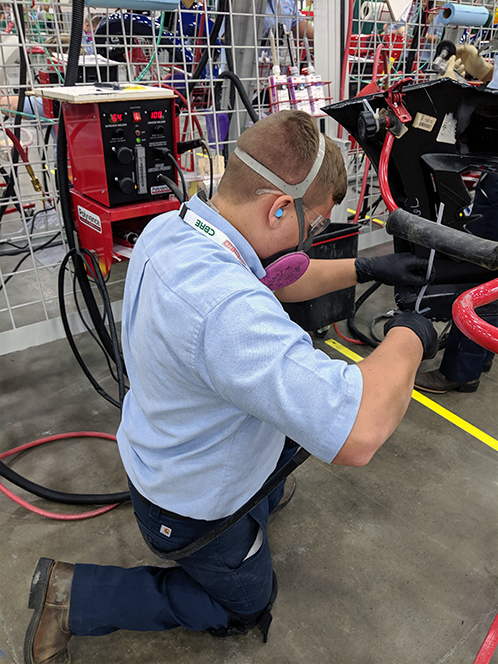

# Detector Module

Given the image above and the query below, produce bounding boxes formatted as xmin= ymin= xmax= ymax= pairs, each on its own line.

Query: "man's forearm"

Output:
xmin=333 ymin=326 xmax=423 ymax=467
xmin=275 ymin=258 xmax=358 ymax=302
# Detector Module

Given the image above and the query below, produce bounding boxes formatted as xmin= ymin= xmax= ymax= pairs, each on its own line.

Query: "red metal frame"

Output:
xmin=71 ymin=190 xmax=180 ymax=276
xmin=452 ymin=278 xmax=498 ymax=355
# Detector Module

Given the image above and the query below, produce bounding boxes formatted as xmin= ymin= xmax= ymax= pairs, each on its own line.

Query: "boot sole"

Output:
xmin=24 ymin=558 xmax=55 ymax=664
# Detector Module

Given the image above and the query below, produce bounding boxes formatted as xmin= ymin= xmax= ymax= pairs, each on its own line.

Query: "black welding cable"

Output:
xmin=148 ymin=446 xmax=310 ymax=560
xmin=72 ymin=270 xmax=124 ymax=389
xmin=187 ymin=0 xmax=228 ymax=95
xmin=165 ymin=152 xmax=188 ymax=201
xmin=56 ymin=0 xmax=120 ymax=365
xmin=199 ymin=137 xmax=214 ymax=198
xmin=157 ymin=172 xmax=186 ymax=204
xmin=214 ymin=70 xmax=259 ymax=125
xmin=58 ymin=250 xmax=123 ymax=409
xmin=81 ymin=247 xmax=126 ymax=404
xmin=0 ymin=458 xmax=129 ymax=505
xmin=346 ymin=281 xmax=382 ymax=348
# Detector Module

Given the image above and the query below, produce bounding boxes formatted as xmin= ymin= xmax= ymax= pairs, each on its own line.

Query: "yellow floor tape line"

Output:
xmin=325 ymin=338 xmax=498 ymax=453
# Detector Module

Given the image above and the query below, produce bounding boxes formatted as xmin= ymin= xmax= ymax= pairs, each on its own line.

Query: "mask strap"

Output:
xmin=233 ymin=133 xmax=325 ymax=200
xmin=293 ymin=197 xmax=306 ymax=251
xmin=233 ymin=133 xmax=325 ymax=253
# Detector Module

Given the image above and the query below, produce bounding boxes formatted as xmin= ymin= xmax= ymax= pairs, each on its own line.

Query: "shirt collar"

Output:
xmin=186 ymin=193 xmax=266 ymax=280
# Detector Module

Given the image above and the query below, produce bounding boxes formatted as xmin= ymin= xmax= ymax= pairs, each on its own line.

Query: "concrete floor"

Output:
xmin=1 ymin=245 xmax=498 ymax=664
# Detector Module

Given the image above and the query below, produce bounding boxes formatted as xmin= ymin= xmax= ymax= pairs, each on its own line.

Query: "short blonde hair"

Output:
xmin=217 ymin=110 xmax=347 ymax=208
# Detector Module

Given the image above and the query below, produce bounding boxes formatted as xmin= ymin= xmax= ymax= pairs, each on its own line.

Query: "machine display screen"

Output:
xmin=150 ymin=110 xmax=163 ymax=120
xmin=107 ymin=113 xmax=124 ymax=124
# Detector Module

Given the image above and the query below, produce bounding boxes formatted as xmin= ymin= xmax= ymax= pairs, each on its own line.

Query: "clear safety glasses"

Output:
xmin=305 ymin=205 xmax=331 ymax=238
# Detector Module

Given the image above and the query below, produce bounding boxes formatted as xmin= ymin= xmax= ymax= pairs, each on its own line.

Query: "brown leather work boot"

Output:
xmin=414 ymin=369 xmax=479 ymax=394
xmin=24 ymin=558 xmax=74 ymax=664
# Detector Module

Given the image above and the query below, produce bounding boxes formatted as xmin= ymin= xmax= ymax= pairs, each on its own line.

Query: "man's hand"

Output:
xmin=384 ymin=310 xmax=438 ymax=360
xmin=355 ymin=252 xmax=434 ymax=286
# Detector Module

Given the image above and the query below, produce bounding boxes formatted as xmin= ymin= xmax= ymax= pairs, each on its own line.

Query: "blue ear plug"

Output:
xmin=275 ymin=208 xmax=283 ymax=218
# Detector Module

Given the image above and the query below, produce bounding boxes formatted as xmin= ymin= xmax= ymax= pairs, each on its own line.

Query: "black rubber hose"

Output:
xmin=81 ymin=248 xmax=126 ymax=405
xmin=386 ymin=208 xmax=498 ymax=271
xmin=214 ymin=70 xmax=259 ymax=124
xmin=58 ymin=250 xmax=122 ymax=408
xmin=347 ymin=281 xmax=382 ymax=348
xmin=157 ymin=173 xmax=185 ymax=203
xmin=187 ymin=0 xmax=228 ymax=95
xmin=0 ymin=458 xmax=129 ymax=505
xmin=56 ymin=121 xmax=116 ymax=362
xmin=166 ymin=152 xmax=188 ymax=201
xmin=65 ymin=0 xmax=85 ymax=86
xmin=56 ymin=0 xmax=121 ymax=364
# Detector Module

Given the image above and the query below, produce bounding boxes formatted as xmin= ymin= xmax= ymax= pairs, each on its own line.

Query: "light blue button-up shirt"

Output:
xmin=117 ymin=194 xmax=363 ymax=520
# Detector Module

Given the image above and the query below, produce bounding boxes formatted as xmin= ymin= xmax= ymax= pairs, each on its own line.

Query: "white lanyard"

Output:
xmin=180 ymin=205 xmax=252 ymax=273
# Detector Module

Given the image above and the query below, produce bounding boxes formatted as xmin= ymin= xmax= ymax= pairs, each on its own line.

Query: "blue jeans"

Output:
xmin=69 ymin=440 xmax=298 ymax=636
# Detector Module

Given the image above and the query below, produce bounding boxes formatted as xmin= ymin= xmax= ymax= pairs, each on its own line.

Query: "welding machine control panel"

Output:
xmin=99 ymin=98 xmax=176 ymax=207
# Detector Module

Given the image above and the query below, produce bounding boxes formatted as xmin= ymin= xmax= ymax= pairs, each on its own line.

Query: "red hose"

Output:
xmin=4 ymin=126 xmax=29 ymax=162
xmin=333 ymin=322 xmax=364 ymax=345
xmin=0 ymin=431 xmax=121 ymax=520
xmin=0 ymin=483 xmax=119 ymax=520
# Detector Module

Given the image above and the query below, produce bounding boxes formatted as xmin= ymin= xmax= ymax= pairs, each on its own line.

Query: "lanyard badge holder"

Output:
xmin=233 ymin=133 xmax=326 ymax=291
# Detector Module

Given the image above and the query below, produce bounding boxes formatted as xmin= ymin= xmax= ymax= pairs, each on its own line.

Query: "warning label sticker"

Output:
xmin=412 ymin=112 xmax=437 ymax=132
xmin=77 ymin=206 xmax=102 ymax=234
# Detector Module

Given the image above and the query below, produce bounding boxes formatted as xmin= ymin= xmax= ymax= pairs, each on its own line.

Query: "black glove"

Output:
xmin=355 ymin=253 xmax=434 ymax=286
xmin=383 ymin=311 xmax=439 ymax=360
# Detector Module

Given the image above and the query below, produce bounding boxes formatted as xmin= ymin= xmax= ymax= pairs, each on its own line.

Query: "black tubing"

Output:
xmin=347 ymin=281 xmax=382 ymax=348
xmin=57 ymin=0 xmax=123 ymax=367
xmin=0 ymin=458 xmax=129 ymax=505
xmin=187 ymin=0 xmax=228 ymax=95
xmin=215 ymin=70 xmax=259 ymax=124
xmin=65 ymin=0 xmax=85 ymax=86
xmin=58 ymin=250 xmax=123 ymax=408
xmin=386 ymin=208 xmax=498 ymax=271
xmin=157 ymin=173 xmax=185 ymax=203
